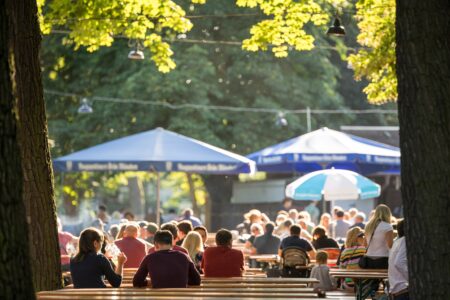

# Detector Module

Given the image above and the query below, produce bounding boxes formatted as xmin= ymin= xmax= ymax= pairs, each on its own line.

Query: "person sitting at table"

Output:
xmin=57 ymin=217 xmax=78 ymax=272
xmin=202 ymin=229 xmax=244 ymax=277
xmin=339 ymin=227 xmax=367 ymax=290
xmin=253 ymin=222 xmax=281 ymax=255
xmin=350 ymin=212 xmax=366 ymax=230
xmin=70 ymin=227 xmax=127 ymax=288
xmin=133 ymin=230 xmax=201 ymax=288
xmin=176 ymin=220 xmax=193 ymax=246
xmin=330 ymin=210 xmax=351 ymax=240
xmin=319 ymin=213 xmax=332 ymax=234
xmin=194 ymin=225 xmax=209 ymax=248
xmin=311 ymin=226 xmax=339 ymax=250
xmin=182 ymin=231 xmax=204 ymax=272
xmin=279 ymin=224 xmax=316 ymax=259
xmin=388 ymin=219 xmax=409 ymax=300
xmin=244 ymin=223 xmax=263 ymax=254
xmin=310 ymin=251 xmax=336 ymax=291
xmin=114 ymin=224 xmax=147 ymax=268
xmin=148 ymin=223 xmax=189 ymax=255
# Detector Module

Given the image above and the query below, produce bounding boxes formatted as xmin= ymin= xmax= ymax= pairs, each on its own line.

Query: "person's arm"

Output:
xmin=385 ymin=230 xmax=394 ymax=249
xmin=239 ymin=251 xmax=245 ymax=276
xmin=99 ymin=254 xmax=123 ymax=288
xmin=187 ymin=259 xmax=201 ymax=286
xmin=133 ymin=256 xmax=149 ymax=287
xmin=306 ymin=240 xmax=316 ymax=259
xmin=114 ymin=252 xmax=126 ymax=276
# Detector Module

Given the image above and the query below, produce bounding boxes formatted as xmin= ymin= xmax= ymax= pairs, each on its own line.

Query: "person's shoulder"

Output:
xmin=380 ymin=221 xmax=393 ymax=230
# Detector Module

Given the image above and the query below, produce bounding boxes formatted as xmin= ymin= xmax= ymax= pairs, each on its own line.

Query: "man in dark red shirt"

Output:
xmin=147 ymin=223 xmax=188 ymax=255
xmin=115 ymin=224 xmax=147 ymax=268
xmin=133 ymin=230 xmax=201 ymax=288
xmin=202 ymin=229 xmax=244 ymax=277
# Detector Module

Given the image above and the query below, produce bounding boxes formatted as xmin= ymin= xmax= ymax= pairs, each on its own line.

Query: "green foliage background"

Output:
xmin=41 ymin=0 xmax=397 ymax=215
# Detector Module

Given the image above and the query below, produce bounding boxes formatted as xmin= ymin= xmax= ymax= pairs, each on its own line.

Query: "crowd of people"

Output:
xmin=58 ymin=203 xmax=408 ymax=299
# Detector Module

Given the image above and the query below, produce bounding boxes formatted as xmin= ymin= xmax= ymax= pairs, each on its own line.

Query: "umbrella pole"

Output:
xmin=156 ymin=172 xmax=161 ymax=226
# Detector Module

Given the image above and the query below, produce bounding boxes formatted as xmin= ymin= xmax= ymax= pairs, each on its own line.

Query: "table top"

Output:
xmin=330 ymin=268 xmax=388 ymax=279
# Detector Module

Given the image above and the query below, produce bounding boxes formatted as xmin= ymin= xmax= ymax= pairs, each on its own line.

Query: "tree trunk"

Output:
xmin=128 ymin=176 xmax=145 ymax=218
xmin=187 ymin=173 xmax=200 ymax=217
xmin=8 ymin=0 xmax=61 ymax=292
xmin=396 ymin=1 xmax=450 ymax=299
xmin=0 ymin=1 xmax=36 ymax=299
xmin=202 ymin=175 xmax=234 ymax=231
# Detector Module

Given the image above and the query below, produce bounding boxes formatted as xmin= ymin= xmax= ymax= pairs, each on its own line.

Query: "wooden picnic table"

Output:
xmin=37 ymin=287 xmax=321 ymax=299
xmin=330 ymin=269 xmax=388 ymax=300
xmin=248 ymin=255 xmax=337 ymax=265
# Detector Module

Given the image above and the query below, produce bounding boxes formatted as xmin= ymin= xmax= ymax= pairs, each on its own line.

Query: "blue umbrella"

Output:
xmin=54 ymin=127 xmax=255 ymax=174
xmin=248 ymin=127 xmax=400 ymax=175
xmin=53 ymin=128 xmax=255 ymax=224
xmin=285 ymin=168 xmax=380 ymax=201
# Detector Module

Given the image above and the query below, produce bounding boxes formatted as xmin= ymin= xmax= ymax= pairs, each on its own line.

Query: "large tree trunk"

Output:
xmin=8 ymin=0 xmax=61 ymax=291
xmin=396 ymin=1 xmax=450 ymax=299
xmin=0 ymin=1 xmax=36 ymax=299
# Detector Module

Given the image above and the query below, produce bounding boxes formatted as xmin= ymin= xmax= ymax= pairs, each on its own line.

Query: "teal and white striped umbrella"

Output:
xmin=285 ymin=168 xmax=380 ymax=201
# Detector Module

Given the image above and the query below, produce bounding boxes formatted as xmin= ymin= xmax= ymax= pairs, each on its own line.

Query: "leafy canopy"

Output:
xmin=40 ymin=0 xmax=396 ymax=103
xmin=40 ymin=0 xmax=206 ymax=72
xmin=347 ymin=0 xmax=396 ymax=103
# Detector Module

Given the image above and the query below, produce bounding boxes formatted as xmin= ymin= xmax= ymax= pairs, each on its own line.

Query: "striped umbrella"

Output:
xmin=285 ymin=168 xmax=380 ymax=201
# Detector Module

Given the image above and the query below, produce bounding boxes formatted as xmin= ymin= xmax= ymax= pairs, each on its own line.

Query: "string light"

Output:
xmin=44 ymin=89 xmax=397 ymax=116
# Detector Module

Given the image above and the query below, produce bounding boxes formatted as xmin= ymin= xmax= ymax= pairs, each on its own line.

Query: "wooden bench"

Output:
xmin=37 ymin=288 xmax=322 ymax=299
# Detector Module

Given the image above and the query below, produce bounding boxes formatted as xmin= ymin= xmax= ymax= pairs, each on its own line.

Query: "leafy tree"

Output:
xmin=40 ymin=0 xmax=207 ymax=72
xmin=347 ymin=0 xmax=396 ymax=103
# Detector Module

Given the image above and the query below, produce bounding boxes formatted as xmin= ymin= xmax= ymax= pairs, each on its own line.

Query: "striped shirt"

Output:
xmin=339 ymin=245 xmax=366 ymax=288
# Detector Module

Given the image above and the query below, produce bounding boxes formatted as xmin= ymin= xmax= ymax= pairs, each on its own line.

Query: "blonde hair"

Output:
xmin=316 ymin=251 xmax=328 ymax=264
xmin=365 ymin=204 xmax=392 ymax=237
xmin=345 ymin=227 xmax=364 ymax=248
xmin=181 ymin=231 xmax=204 ymax=261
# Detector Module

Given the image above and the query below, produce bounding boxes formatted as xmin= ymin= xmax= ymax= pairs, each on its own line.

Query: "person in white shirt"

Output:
xmin=388 ymin=219 xmax=409 ymax=300
xmin=364 ymin=204 xmax=394 ymax=269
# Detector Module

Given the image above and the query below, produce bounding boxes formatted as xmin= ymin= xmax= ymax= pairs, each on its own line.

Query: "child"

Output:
xmin=310 ymin=251 xmax=336 ymax=291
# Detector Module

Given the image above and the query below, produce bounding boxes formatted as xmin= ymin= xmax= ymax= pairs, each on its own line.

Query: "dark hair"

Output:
xmin=194 ymin=226 xmax=208 ymax=234
xmin=124 ymin=211 xmax=135 ymax=219
xmin=98 ymin=204 xmax=107 ymax=211
xmin=215 ymin=229 xmax=232 ymax=246
xmin=154 ymin=230 xmax=173 ymax=245
xmin=265 ymin=222 xmax=275 ymax=234
xmin=177 ymin=221 xmax=193 ymax=235
xmin=336 ymin=210 xmax=345 ymax=218
xmin=146 ymin=222 xmax=158 ymax=234
xmin=312 ymin=226 xmax=326 ymax=238
xmin=397 ymin=219 xmax=405 ymax=238
xmin=161 ymin=223 xmax=178 ymax=238
xmin=290 ymin=224 xmax=301 ymax=236
xmin=73 ymin=228 xmax=104 ymax=262
xmin=138 ymin=221 xmax=148 ymax=228
xmin=283 ymin=219 xmax=294 ymax=228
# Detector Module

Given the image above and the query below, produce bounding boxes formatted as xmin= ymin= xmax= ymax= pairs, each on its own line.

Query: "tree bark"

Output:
xmin=396 ymin=1 xmax=450 ymax=299
xmin=8 ymin=0 xmax=61 ymax=291
xmin=187 ymin=173 xmax=200 ymax=217
xmin=0 ymin=1 xmax=36 ymax=298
